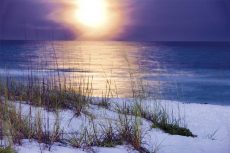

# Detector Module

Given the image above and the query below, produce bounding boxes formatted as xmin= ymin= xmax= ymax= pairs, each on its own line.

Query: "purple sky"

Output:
xmin=0 ymin=0 xmax=229 ymax=41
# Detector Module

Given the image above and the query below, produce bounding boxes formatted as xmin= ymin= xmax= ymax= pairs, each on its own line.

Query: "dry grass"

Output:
xmin=0 ymin=76 xmax=93 ymax=117
xmin=0 ymin=64 xmax=194 ymax=153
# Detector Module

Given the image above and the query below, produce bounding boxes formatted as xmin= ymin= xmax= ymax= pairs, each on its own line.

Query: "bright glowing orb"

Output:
xmin=76 ymin=0 xmax=108 ymax=28
xmin=54 ymin=0 xmax=124 ymax=39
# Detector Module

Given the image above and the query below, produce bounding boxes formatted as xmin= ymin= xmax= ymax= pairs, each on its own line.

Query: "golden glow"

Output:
xmin=40 ymin=41 xmax=140 ymax=97
xmin=76 ymin=0 xmax=108 ymax=28
xmin=50 ymin=0 xmax=126 ymax=39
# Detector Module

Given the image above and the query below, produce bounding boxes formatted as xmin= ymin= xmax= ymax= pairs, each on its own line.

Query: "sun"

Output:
xmin=76 ymin=0 xmax=108 ymax=28
xmin=54 ymin=0 xmax=124 ymax=39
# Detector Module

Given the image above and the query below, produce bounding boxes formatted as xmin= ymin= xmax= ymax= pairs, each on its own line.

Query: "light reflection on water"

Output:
xmin=1 ymin=41 xmax=230 ymax=105
xmin=0 ymin=41 xmax=147 ymax=97
xmin=47 ymin=41 xmax=142 ymax=97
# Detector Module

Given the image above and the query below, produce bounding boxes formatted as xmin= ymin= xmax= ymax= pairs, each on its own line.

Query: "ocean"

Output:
xmin=0 ymin=40 xmax=230 ymax=105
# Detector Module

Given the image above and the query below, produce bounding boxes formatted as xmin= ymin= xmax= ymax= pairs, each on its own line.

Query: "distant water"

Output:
xmin=0 ymin=40 xmax=230 ymax=105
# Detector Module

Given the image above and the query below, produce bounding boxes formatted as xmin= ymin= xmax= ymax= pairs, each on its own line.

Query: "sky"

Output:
xmin=0 ymin=0 xmax=230 ymax=41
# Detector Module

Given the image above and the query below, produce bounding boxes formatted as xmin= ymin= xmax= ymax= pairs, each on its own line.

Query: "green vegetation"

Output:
xmin=0 ymin=77 xmax=92 ymax=116
xmin=0 ymin=75 xmax=149 ymax=152
xmin=115 ymin=101 xmax=195 ymax=137
xmin=0 ymin=147 xmax=15 ymax=153
xmin=0 ymin=71 xmax=194 ymax=153
xmin=152 ymin=123 xmax=194 ymax=137
xmin=0 ymin=98 xmax=62 ymax=150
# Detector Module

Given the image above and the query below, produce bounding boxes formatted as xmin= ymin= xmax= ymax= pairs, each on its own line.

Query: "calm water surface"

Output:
xmin=0 ymin=41 xmax=230 ymax=105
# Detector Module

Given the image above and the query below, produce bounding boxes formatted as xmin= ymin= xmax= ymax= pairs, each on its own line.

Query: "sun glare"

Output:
xmin=54 ymin=0 xmax=124 ymax=39
xmin=76 ymin=0 xmax=108 ymax=28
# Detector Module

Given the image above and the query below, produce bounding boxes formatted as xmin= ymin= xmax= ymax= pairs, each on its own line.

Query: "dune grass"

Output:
xmin=0 ymin=70 xmax=195 ymax=153
xmin=0 ymin=75 xmax=149 ymax=152
xmin=0 ymin=146 xmax=15 ymax=153
xmin=0 ymin=76 xmax=93 ymax=117
xmin=115 ymin=99 xmax=195 ymax=137
xmin=0 ymin=98 xmax=63 ymax=150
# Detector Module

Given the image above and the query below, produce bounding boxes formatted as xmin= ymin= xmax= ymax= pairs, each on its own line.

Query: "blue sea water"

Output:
xmin=0 ymin=40 xmax=230 ymax=105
